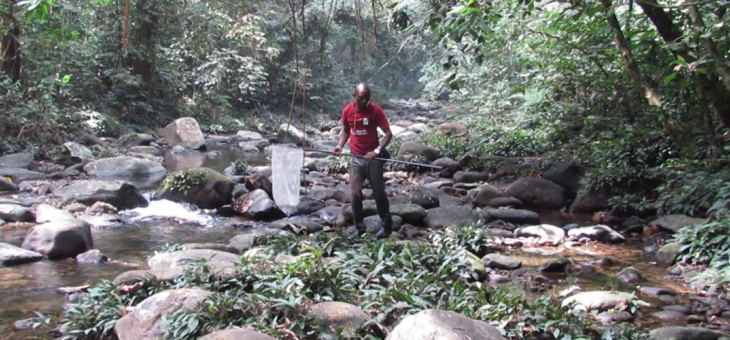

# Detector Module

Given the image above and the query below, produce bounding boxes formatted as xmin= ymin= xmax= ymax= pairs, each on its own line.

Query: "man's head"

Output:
xmin=353 ymin=82 xmax=371 ymax=110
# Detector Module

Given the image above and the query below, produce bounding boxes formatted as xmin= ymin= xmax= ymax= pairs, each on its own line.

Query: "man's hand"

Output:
xmin=364 ymin=151 xmax=377 ymax=160
xmin=333 ymin=145 xmax=342 ymax=154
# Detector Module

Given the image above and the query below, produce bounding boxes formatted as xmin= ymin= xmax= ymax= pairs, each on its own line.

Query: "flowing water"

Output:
xmin=0 ymin=145 xmax=686 ymax=339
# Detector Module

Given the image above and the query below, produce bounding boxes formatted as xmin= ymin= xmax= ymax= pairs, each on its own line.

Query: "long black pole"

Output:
xmin=302 ymin=148 xmax=443 ymax=169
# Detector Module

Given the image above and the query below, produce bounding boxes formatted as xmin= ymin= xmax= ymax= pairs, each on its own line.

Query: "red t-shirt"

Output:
xmin=341 ymin=101 xmax=390 ymax=155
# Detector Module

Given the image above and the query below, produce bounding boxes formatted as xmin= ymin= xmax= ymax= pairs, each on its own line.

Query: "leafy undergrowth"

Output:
xmin=57 ymin=226 xmax=646 ymax=340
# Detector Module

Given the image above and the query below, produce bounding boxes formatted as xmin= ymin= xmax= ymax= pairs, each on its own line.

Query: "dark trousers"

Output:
xmin=349 ymin=150 xmax=392 ymax=231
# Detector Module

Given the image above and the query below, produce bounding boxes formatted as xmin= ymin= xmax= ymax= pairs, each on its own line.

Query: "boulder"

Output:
xmin=155 ymin=168 xmax=235 ymax=209
xmin=0 ymin=204 xmax=34 ymax=222
xmin=423 ymin=206 xmax=482 ymax=228
xmin=484 ymin=208 xmax=540 ymax=225
xmin=277 ymin=124 xmax=306 ymax=145
xmin=471 ymin=184 xmax=507 ymax=208
xmin=232 ymin=189 xmax=285 ymax=220
xmin=309 ymin=301 xmax=372 ymax=333
xmin=35 ymin=204 xmax=75 ymax=223
xmin=651 ymin=215 xmax=706 ymax=233
xmin=63 ymin=142 xmax=94 ymax=162
xmin=53 ymin=180 xmax=149 ymax=210
xmin=0 ymin=168 xmax=46 ymax=183
xmin=505 ymin=177 xmax=566 ymax=210
xmin=21 ymin=219 xmax=93 ymax=259
xmin=655 ymin=242 xmax=682 ymax=266
xmin=234 ymin=130 xmax=264 ymax=142
xmin=567 ymin=225 xmax=626 ymax=244
xmin=387 ymin=309 xmax=506 ymax=340
xmin=148 ymin=249 xmax=241 ymax=279
xmin=0 ymin=152 xmax=33 ymax=169
xmin=514 ymin=224 xmax=565 ymax=246
xmin=0 ymin=242 xmax=44 ymax=266
xmin=83 ymin=156 xmax=166 ymax=178
xmin=114 ymin=289 xmax=213 ymax=340
xmin=199 ymin=329 xmax=278 ymax=340
xmin=561 ymin=291 xmax=636 ymax=313
xmin=160 ymin=117 xmax=206 ymax=150
xmin=452 ymin=171 xmax=489 ymax=183
xmin=482 ymin=254 xmax=522 ymax=270
xmin=113 ymin=268 xmax=184 ymax=286
xmin=0 ymin=177 xmax=17 ymax=192
xmin=397 ymin=142 xmax=441 ymax=162
xmin=269 ymin=217 xmax=325 ymax=234
xmin=389 ymin=203 xmax=427 ymax=224
xmin=649 ymin=326 xmax=726 ymax=340
xmin=435 ymin=122 xmax=468 ymax=136
xmin=570 ymin=185 xmax=612 ymax=214
xmin=541 ymin=162 xmax=584 ymax=196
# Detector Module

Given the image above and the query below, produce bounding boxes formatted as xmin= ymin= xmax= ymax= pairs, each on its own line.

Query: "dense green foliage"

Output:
xmin=57 ymin=227 xmax=645 ymax=340
xmin=0 ymin=0 xmax=427 ymax=156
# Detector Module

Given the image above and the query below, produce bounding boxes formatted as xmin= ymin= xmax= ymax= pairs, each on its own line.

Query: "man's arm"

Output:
xmin=377 ymin=127 xmax=392 ymax=151
xmin=335 ymin=108 xmax=349 ymax=153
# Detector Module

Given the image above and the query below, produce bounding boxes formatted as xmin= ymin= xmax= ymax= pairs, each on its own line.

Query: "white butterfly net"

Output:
xmin=271 ymin=145 xmax=303 ymax=207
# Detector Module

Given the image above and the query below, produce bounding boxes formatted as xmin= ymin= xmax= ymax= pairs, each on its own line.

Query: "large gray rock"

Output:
xmin=514 ymin=224 xmax=565 ymax=246
xmin=148 ymin=249 xmax=241 ymax=279
xmin=423 ymin=206 xmax=482 ymax=228
xmin=0 ymin=176 xmax=17 ymax=192
xmin=651 ymin=215 xmax=706 ymax=233
xmin=160 ymin=117 xmax=206 ymax=149
xmin=387 ymin=309 xmax=506 ymax=340
xmin=471 ymin=184 xmax=507 ymax=208
xmin=0 ymin=242 xmax=44 ymax=266
xmin=0 ymin=152 xmax=33 ymax=169
xmin=83 ymin=156 xmax=166 ymax=178
xmin=113 ymin=268 xmax=184 ymax=286
xmin=436 ymin=122 xmax=468 ymax=136
xmin=649 ymin=326 xmax=726 ymax=340
xmin=114 ymin=289 xmax=213 ymax=340
xmin=484 ymin=208 xmax=540 ymax=225
xmin=397 ymin=141 xmax=441 ymax=162
xmin=309 ymin=301 xmax=372 ymax=333
xmin=567 ymin=225 xmax=625 ymax=244
xmin=63 ymin=142 xmax=94 ymax=162
xmin=35 ymin=204 xmax=75 ymax=223
xmin=21 ymin=219 xmax=93 ymax=259
xmin=655 ymin=242 xmax=682 ymax=266
xmin=561 ymin=291 xmax=636 ymax=313
xmin=505 ymin=177 xmax=566 ymax=210
xmin=453 ymin=171 xmax=489 ymax=183
xmin=232 ymin=189 xmax=285 ymax=220
xmin=53 ymin=180 xmax=149 ymax=210
xmin=277 ymin=124 xmax=306 ymax=145
xmin=390 ymin=203 xmax=427 ymax=224
xmin=0 ymin=204 xmax=34 ymax=222
xmin=0 ymin=168 xmax=46 ymax=183
xmin=199 ymin=329 xmax=277 ymax=340
xmin=155 ymin=168 xmax=235 ymax=209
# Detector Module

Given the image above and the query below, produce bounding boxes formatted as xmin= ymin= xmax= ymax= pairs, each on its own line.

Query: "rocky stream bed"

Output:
xmin=0 ymin=100 xmax=726 ymax=339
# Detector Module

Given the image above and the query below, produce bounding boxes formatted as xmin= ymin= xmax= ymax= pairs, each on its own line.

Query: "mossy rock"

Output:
xmin=155 ymin=167 xmax=235 ymax=209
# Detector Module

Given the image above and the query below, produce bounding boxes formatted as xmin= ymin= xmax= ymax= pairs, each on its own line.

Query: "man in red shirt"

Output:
xmin=333 ymin=83 xmax=394 ymax=238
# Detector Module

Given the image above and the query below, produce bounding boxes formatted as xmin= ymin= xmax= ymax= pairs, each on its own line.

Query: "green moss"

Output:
xmin=161 ymin=168 xmax=213 ymax=194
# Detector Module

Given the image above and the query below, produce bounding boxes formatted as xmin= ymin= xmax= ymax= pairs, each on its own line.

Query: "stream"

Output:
xmin=0 ymin=145 xmax=695 ymax=339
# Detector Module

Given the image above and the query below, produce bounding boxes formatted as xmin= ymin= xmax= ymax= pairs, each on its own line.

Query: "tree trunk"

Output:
xmin=1 ymin=4 xmax=20 ymax=83
xmin=687 ymin=3 xmax=730 ymax=93
xmin=637 ymin=0 xmax=730 ymax=129
xmin=602 ymin=0 xmax=660 ymax=106
xmin=128 ymin=0 xmax=155 ymax=87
